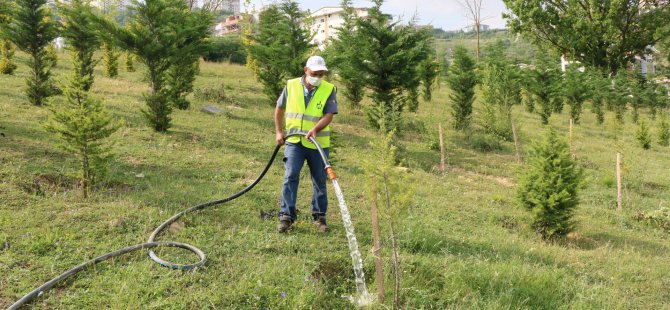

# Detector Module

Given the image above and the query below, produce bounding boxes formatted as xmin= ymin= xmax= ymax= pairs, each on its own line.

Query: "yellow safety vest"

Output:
xmin=284 ymin=77 xmax=335 ymax=149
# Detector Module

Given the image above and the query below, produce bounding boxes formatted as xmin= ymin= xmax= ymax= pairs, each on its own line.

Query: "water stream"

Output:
xmin=331 ymin=179 xmax=374 ymax=306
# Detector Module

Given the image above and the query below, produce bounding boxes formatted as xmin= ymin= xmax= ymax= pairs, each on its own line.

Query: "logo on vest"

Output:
xmin=316 ymin=102 xmax=323 ymax=110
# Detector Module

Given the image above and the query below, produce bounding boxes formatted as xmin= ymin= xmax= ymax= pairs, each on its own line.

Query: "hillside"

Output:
xmin=1 ymin=51 xmax=669 ymax=309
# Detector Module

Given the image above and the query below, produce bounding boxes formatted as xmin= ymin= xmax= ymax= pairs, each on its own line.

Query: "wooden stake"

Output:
xmin=511 ymin=118 xmax=522 ymax=163
xmin=569 ymin=118 xmax=573 ymax=151
xmin=569 ymin=118 xmax=575 ymax=159
xmin=439 ymin=123 xmax=446 ymax=172
xmin=369 ymin=181 xmax=384 ymax=303
xmin=617 ymin=152 xmax=622 ymax=211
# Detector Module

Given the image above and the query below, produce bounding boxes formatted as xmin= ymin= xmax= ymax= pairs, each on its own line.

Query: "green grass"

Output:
xmin=434 ymin=30 xmax=538 ymax=63
xmin=1 ymin=50 xmax=669 ymax=309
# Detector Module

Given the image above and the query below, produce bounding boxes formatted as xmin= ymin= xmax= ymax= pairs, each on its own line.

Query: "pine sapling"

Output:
xmin=364 ymin=128 xmax=413 ymax=307
xmin=124 ymin=51 xmax=135 ymax=72
xmin=101 ymin=42 xmax=119 ymax=78
xmin=2 ymin=0 xmax=59 ymax=105
xmin=636 ymin=119 xmax=651 ymax=150
xmin=46 ymin=0 xmax=119 ymax=198
xmin=517 ymin=129 xmax=583 ymax=240
xmin=448 ymin=46 xmax=477 ymax=131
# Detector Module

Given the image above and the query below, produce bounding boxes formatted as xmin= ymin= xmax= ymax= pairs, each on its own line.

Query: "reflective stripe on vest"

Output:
xmin=284 ymin=77 xmax=335 ymax=149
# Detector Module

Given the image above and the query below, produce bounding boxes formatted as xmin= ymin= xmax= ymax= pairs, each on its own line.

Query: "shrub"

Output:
xmin=470 ymin=133 xmax=503 ymax=152
xmin=633 ymin=207 xmax=670 ymax=232
xmin=193 ymin=84 xmax=227 ymax=103
xmin=517 ymin=129 xmax=583 ymax=240
xmin=204 ymin=36 xmax=247 ymax=64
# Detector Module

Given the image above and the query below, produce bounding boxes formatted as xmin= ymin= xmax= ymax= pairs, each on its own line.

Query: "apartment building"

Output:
xmin=309 ymin=7 xmax=389 ymax=49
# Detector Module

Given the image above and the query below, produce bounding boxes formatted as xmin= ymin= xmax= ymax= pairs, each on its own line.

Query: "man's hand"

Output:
xmin=305 ymin=129 xmax=318 ymax=143
xmin=276 ymin=132 xmax=285 ymax=146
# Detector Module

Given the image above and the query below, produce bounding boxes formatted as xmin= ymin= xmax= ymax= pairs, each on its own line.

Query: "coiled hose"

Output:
xmin=8 ymin=133 xmax=318 ymax=310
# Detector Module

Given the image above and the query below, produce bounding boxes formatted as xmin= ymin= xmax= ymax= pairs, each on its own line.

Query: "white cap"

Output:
xmin=306 ymin=56 xmax=328 ymax=71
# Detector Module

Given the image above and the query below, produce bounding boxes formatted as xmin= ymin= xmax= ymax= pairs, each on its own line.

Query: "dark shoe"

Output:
xmin=314 ymin=218 xmax=329 ymax=233
xmin=277 ymin=219 xmax=292 ymax=233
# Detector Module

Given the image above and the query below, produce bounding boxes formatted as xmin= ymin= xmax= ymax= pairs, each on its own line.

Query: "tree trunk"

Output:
xmin=383 ymin=175 xmax=400 ymax=308
xmin=81 ymin=146 xmax=89 ymax=199
xmin=439 ymin=123 xmax=446 ymax=171
xmin=511 ymin=117 xmax=522 ymax=163
xmin=389 ymin=220 xmax=400 ymax=309
xmin=476 ymin=28 xmax=480 ymax=61
xmin=369 ymin=180 xmax=384 ymax=304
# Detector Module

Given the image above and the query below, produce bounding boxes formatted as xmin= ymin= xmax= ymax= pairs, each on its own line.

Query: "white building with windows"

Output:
xmin=308 ymin=7 xmax=390 ymax=49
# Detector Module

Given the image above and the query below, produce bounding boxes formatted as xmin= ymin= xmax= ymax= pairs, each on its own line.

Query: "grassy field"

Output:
xmin=434 ymin=30 xmax=538 ymax=63
xmin=1 ymin=49 xmax=669 ymax=309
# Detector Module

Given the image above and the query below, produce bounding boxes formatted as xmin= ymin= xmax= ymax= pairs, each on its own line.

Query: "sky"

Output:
xmin=245 ymin=0 xmax=510 ymax=31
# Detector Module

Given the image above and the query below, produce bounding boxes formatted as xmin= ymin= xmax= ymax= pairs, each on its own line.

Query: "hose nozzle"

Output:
xmin=325 ymin=166 xmax=336 ymax=180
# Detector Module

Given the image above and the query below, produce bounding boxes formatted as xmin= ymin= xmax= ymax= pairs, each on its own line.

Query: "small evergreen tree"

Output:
xmin=561 ymin=67 xmax=590 ymax=124
xmin=0 ymin=39 xmax=16 ymax=74
xmin=91 ymin=0 xmax=210 ymax=132
xmin=658 ymin=112 xmax=669 ymax=147
xmin=636 ymin=119 xmax=651 ymax=149
xmin=447 ymin=46 xmax=477 ymax=131
xmin=165 ymin=9 xmax=212 ymax=110
xmin=1 ymin=0 xmax=58 ymax=106
xmin=327 ymin=0 xmax=367 ymax=108
xmin=420 ymin=50 xmax=441 ymax=103
xmin=402 ymin=27 xmax=434 ymax=113
xmin=654 ymin=84 xmax=669 ymax=117
xmin=46 ymin=0 xmax=118 ymax=198
xmin=517 ymin=129 xmax=583 ymax=240
xmin=611 ymin=71 xmax=630 ymax=122
xmin=629 ymin=76 xmax=652 ymax=124
xmin=364 ymin=128 xmax=413 ymax=308
xmin=0 ymin=0 xmax=17 ymax=75
xmin=480 ymin=40 xmax=521 ymax=140
xmin=587 ymin=69 xmax=608 ymax=125
xmin=97 ymin=0 xmax=121 ymax=78
xmin=352 ymin=0 xmax=432 ymax=133
xmin=101 ymin=42 xmax=119 ymax=78
xmin=526 ymin=50 xmax=561 ymax=125
xmin=124 ymin=51 xmax=135 ymax=72
xmin=520 ymin=74 xmax=536 ymax=113
xmin=244 ymin=0 xmax=313 ymax=104
xmin=45 ymin=42 xmax=58 ymax=69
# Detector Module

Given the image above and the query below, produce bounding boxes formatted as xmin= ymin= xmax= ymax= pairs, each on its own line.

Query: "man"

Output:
xmin=274 ymin=56 xmax=338 ymax=233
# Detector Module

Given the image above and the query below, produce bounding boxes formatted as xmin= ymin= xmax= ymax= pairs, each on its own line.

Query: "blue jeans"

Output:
xmin=280 ymin=142 xmax=329 ymax=222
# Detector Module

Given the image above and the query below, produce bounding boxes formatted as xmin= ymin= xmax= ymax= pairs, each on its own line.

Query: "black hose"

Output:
xmin=8 ymin=134 xmax=314 ymax=310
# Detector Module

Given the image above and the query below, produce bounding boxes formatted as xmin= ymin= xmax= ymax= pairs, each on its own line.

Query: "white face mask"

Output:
xmin=307 ymin=75 xmax=322 ymax=87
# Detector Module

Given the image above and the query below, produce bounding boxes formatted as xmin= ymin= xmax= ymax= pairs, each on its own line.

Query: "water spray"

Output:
xmin=8 ymin=132 xmax=371 ymax=309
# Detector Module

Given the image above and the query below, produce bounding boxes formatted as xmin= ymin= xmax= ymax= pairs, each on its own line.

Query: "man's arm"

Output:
xmin=305 ymin=113 xmax=334 ymax=142
xmin=274 ymin=106 xmax=285 ymax=145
